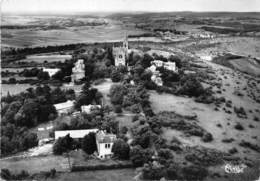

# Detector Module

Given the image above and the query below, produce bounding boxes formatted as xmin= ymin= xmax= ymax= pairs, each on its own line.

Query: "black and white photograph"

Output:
xmin=0 ymin=0 xmax=260 ymax=180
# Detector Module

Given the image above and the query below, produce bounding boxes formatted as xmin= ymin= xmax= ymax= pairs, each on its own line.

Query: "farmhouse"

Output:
xmin=81 ymin=105 xmax=102 ymax=114
xmin=54 ymin=100 xmax=75 ymax=116
xmin=71 ymin=59 xmax=85 ymax=82
xmin=54 ymin=129 xmax=99 ymax=140
xmin=96 ymin=130 xmax=116 ymax=159
xmin=113 ymin=35 xmax=128 ymax=66
xmin=42 ymin=68 xmax=60 ymax=77
xmin=151 ymin=60 xmax=177 ymax=72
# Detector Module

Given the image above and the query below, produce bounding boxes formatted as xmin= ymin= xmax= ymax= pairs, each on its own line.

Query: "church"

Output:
xmin=112 ymin=35 xmax=128 ymax=66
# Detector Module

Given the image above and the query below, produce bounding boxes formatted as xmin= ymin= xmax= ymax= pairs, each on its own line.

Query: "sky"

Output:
xmin=1 ymin=0 xmax=260 ymax=14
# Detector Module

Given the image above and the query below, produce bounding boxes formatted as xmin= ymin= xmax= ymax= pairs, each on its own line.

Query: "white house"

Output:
xmin=43 ymin=68 xmax=60 ymax=77
xmin=96 ymin=130 xmax=116 ymax=159
xmin=81 ymin=105 xmax=101 ymax=114
xmin=71 ymin=59 xmax=85 ymax=82
xmin=164 ymin=62 xmax=177 ymax=72
xmin=54 ymin=129 xmax=99 ymax=140
xmin=54 ymin=100 xmax=75 ymax=116
xmin=151 ymin=60 xmax=177 ymax=72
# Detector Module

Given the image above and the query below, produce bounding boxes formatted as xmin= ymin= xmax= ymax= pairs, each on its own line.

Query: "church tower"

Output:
xmin=112 ymin=33 xmax=128 ymax=67
xmin=123 ymin=33 xmax=128 ymax=60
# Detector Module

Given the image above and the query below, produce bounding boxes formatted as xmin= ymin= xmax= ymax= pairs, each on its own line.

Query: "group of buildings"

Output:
xmin=147 ymin=59 xmax=178 ymax=86
xmin=42 ymin=59 xmax=85 ymax=83
xmin=55 ymin=129 xmax=116 ymax=159
xmin=49 ymin=36 xmax=178 ymax=159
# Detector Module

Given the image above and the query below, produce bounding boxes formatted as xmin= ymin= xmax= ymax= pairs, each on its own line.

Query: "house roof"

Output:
xmin=54 ymin=100 xmax=75 ymax=110
xmin=96 ymin=131 xmax=116 ymax=144
xmin=55 ymin=129 xmax=99 ymax=139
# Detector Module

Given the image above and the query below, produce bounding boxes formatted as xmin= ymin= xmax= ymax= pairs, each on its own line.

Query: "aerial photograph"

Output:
xmin=0 ymin=0 xmax=260 ymax=180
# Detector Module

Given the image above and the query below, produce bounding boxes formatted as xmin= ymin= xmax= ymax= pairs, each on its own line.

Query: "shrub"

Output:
xmin=129 ymin=146 xmax=153 ymax=167
xmin=228 ymin=147 xmax=238 ymax=154
xmin=239 ymin=140 xmax=260 ymax=153
xmin=202 ymin=132 xmax=213 ymax=142
xmin=182 ymin=165 xmax=208 ymax=180
xmin=222 ymin=138 xmax=235 ymax=143
xmin=234 ymin=123 xmax=244 ymax=130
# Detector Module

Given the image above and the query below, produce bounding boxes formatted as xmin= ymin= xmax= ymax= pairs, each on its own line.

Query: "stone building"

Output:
xmin=71 ymin=59 xmax=85 ymax=82
xmin=112 ymin=35 xmax=128 ymax=66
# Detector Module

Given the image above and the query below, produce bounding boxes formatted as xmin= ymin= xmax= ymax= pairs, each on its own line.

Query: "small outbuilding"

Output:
xmin=54 ymin=100 xmax=75 ymax=116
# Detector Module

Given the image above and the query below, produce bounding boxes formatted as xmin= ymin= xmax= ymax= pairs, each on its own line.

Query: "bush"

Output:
xmin=234 ymin=123 xmax=244 ymax=130
xmin=182 ymin=165 xmax=208 ymax=180
xmin=202 ymin=132 xmax=213 ymax=142
xmin=129 ymin=146 xmax=153 ymax=167
xmin=142 ymin=164 xmax=165 ymax=180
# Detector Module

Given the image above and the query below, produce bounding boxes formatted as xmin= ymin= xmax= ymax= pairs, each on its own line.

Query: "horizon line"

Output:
xmin=2 ymin=10 xmax=260 ymax=16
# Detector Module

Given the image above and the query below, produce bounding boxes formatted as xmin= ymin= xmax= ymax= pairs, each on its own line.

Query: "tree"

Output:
xmin=37 ymin=70 xmax=50 ymax=80
xmin=22 ymin=132 xmax=38 ymax=149
xmin=81 ymin=132 xmax=97 ymax=154
xmin=111 ymin=68 xmax=122 ymax=82
xmin=114 ymin=105 xmax=122 ymax=113
xmin=112 ymin=139 xmax=130 ymax=160
xmin=177 ymin=74 xmax=205 ymax=97
xmin=109 ymin=84 xmax=127 ymax=105
xmin=141 ymin=54 xmax=153 ymax=69
xmin=53 ymin=134 xmax=75 ymax=155
xmin=14 ymin=100 xmax=40 ymax=127
xmin=1 ymin=169 xmax=11 ymax=180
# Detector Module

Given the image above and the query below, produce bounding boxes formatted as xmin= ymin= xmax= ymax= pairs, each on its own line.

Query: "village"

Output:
xmin=37 ymin=35 xmax=178 ymax=160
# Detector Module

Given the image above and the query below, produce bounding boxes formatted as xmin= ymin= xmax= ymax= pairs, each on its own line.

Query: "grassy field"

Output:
xmin=1 ymin=83 xmax=35 ymax=96
xmin=149 ymin=89 xmax=260 ymax=160
xmin=0 ymin=155 xmax=69 ymax=174
xmin=46 ymin=168 xmax=136 ymax=181
xmin=18 ymin=54 xmax=72 ymax=63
